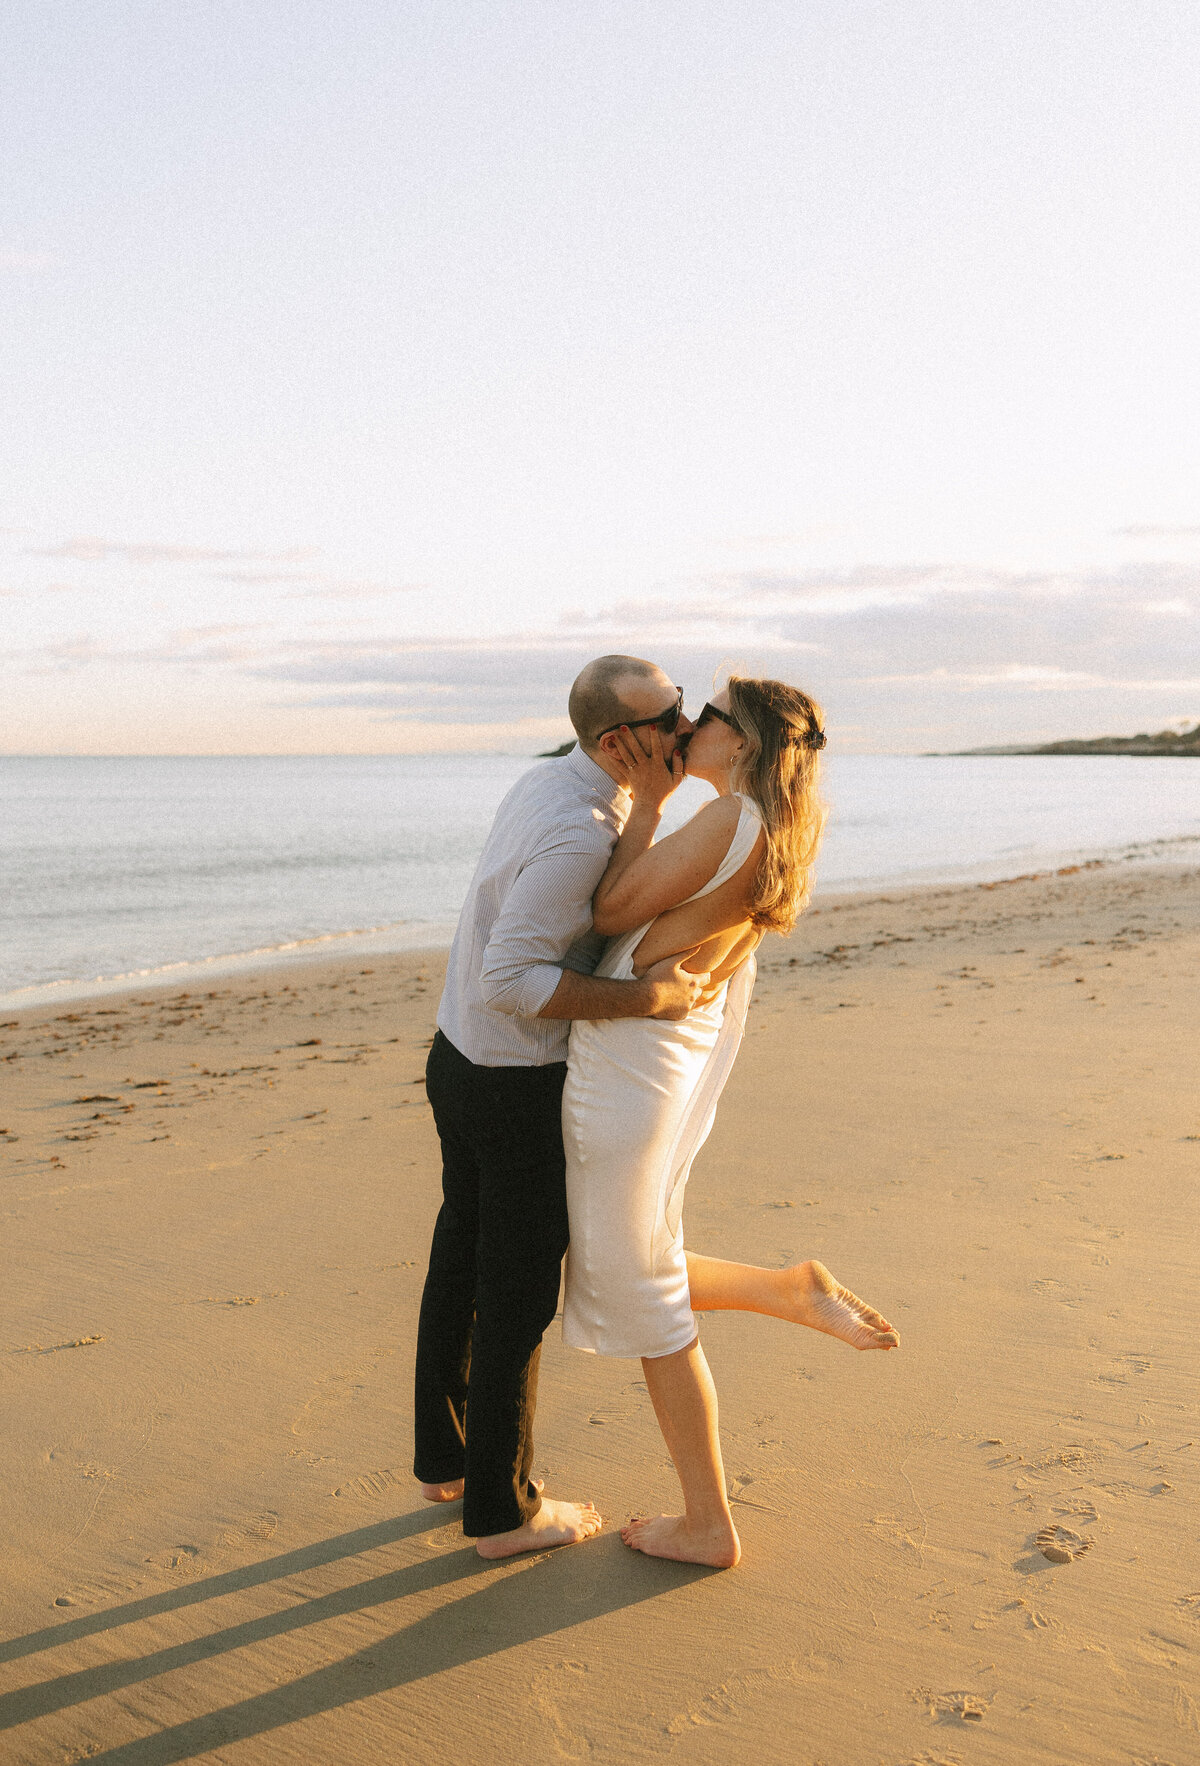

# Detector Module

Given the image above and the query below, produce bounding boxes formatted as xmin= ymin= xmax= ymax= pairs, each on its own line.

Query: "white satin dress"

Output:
xmin=561 ymin=795 xmax=763 ymax=1359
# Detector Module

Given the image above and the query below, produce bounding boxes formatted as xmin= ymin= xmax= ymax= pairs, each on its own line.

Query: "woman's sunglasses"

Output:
xmin=598 ymin=686 xmax=685 ymax=740
xmin=694 ymin=701 xmax=737 ymax=731
xmin=695 ymin=699 xmax=826 ymax=749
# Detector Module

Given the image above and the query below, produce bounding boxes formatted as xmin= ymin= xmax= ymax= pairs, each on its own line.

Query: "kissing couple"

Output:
xmin=413 ymin=656 xmax=899 ymax=1568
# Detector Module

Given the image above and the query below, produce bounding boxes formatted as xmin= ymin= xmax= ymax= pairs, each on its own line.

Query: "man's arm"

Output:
xmin=536 ymin=951 xmax=708 ymax=1022
xmin=476 ymin=840 xmax=616 ymax=1018
xmin=477 ymin=836 xmax=709 ymax=1025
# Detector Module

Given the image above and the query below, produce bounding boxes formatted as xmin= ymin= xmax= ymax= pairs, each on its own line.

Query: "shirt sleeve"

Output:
xmin=478 ymin=838 xmax=612 ymax=1018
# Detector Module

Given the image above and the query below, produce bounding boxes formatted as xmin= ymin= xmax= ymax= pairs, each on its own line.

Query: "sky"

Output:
xmin=3 ymin=0 xmax=1200 ymax=755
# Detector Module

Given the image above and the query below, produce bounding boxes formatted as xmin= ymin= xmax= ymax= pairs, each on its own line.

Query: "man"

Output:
xmin=413 ymin=655 xmax=705 ymax=1559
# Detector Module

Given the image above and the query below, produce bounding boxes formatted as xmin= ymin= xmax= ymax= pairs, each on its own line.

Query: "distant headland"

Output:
xmin=948 ymin=722 xmax=1200 ymax=757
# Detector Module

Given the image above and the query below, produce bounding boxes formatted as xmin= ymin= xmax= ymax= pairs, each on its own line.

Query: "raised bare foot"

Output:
xmin=420 ymin=1474 xmax=543 ymax=1504
xmin=620 ymin=1513 xmax=741 ymax=1568
xmin=783 ymin=1259 xmax=899 ymax=1349
xmin=476 ymin=1495 xmax=601 ymax=1560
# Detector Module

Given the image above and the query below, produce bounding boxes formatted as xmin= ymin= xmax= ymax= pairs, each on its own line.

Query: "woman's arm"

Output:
xmin=593 ymin=799 xmax=744 ymax=935
xmin=589 ymin=724 xmax=682 ymax=925
xmin=591 ymin=726 xmax=745 ymax=935
xmin=629 ymin=843 xmax=765 ymax=974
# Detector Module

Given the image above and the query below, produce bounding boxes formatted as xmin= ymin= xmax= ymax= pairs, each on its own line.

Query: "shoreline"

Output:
xmin=4 ymin=835 xmax=1197 ymax=1017
xmin=0 ymin=921 xmax=460 ymax=1016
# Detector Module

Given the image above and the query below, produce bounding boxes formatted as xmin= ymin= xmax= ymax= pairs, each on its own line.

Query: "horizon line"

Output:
xmin=0 ymin=746 xmax=923 ymax=761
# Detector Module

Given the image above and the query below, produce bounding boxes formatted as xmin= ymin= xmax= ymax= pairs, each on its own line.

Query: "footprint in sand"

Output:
xmin=1035 ymin=1523 xmax=1093 ymax=1564
xmin=333 ymin=1468 xmax=406 ymax=1502
xmin=53 ymin=1572 xmax=141 ymax=1609
xmin=220 ymin=1510 xmax=279 ymax=1549
xmin=145 ymin=1542 xmax=203 ymax=1574
xmin=587 ymin=1405 xmax=637 ymax=1426
xmin=913 ymin=1686 xmax=990 ymax=1724
xmin=531 ymin=1661 xmax=593 ymax=1759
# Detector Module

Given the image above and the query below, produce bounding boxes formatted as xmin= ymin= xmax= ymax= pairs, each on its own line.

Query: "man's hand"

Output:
xmin=641 ymin=948 xmax=710 ymax=1020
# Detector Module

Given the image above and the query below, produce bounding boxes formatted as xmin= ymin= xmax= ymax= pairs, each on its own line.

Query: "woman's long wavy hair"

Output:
xmin=725 ymin=675 xmax=827 ymax=933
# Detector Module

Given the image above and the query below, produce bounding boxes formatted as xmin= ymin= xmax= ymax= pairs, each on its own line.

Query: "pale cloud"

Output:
xmin=689 ymin=560 xmax=1200 ymax=611
xmin=242 ymin=561 xmax=1200 ymax=726
xmin=210 ymin=570 xmax=418 ymax=597
xmin=0 ymin=580 xmax=78 ymax=596
xmin=279 ymin=580 xmax=421 ymax=601
xmin=555 ymin=600 xmax=823 ymax=651
xmin=12 ymin=557 xmax=1200 ymax=745
xmin=1114 ymin=524 xmax=1200 ymax=538
xmin=861 ymin=665 xmax=1200 ymax=692
xmin=37 ymin=537 xmax=320 ymax=565
xmin=17 ymin=635 xmax=106 ymax=673
xmin=0 ymin=250 xmax=54 ymax=271
xmin=167 ymin=623 xmax=268 ymax=645
xmin=4 ymin=626 xmax=266 ymax=673
xmin=859 ymin=665 xmax=1108 ymax=689
xmin=211 ymin=570 xmax=325 ymax=585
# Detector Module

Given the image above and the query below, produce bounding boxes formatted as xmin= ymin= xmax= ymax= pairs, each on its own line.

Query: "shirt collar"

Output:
xmin=564 ymin=741 xmax=629 ymax=813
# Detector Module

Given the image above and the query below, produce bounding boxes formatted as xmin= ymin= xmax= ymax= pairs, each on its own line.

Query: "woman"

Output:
xmin=562 ymin=676 xmax=898 ymax=1568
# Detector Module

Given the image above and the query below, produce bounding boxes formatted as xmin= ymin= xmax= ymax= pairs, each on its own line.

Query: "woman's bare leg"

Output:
xmin=685 ymin=1255 xmax=899 ymax=1349
xmin=620 ymin=1337 xmax=741 ymax=1568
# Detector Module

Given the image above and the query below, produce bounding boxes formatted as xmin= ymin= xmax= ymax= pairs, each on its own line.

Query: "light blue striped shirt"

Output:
xmin=437 ymin=745 xmax=629 ymax=1066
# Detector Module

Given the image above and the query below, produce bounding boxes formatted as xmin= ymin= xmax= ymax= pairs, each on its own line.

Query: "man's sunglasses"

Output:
xmin=598 ymin=686 xmax=684 ymax=741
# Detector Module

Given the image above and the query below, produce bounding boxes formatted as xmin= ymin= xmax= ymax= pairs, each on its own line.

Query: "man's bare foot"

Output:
xmin=420 ymin=1479 xmax=464 ymax=1502
xmin=782 ymin=1259 xmax=899 ymax=1348
xmin=420 ymin=1474 xmax=544 ymax=1505
xmin=620 ymin=1512 xmax=741 ymax=1568
xmin=476 ymin=1496 xmax=602 ymax=1560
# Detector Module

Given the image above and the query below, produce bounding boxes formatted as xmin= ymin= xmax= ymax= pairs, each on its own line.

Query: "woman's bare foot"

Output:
xmin=620 ymin=1513 xmax=741 ymax=1568
xmin=783 ymin=1259 xmax=899 ymax=1349
xmin=476 ymin=1496 xmax=602 ymax=1560
xmin=420 ymin=1473 xmax=544 ymax=1505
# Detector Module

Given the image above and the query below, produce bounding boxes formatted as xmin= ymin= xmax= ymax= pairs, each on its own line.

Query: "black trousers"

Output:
xmin=413 ymin=1030 xmax=570 ymax=1537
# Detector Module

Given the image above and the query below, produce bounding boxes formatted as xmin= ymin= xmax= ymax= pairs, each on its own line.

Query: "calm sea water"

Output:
xmin=1 ymin=754 xmax=1197 ymax=1005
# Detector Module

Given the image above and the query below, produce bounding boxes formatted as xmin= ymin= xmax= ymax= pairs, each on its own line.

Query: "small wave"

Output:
xmin=0 ymin=918 xmax=458 ymax=1013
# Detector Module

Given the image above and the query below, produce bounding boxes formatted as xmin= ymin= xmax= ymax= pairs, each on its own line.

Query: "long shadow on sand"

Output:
xmin=0 ymin=1510 xmax=437 ymax=1667
xmin=4 ymin=1514 xmax=708 ymax=1761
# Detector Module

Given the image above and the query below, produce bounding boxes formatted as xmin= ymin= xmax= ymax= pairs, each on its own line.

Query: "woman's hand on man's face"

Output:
xmin=610 ymin=724 xmax=684 ymax=812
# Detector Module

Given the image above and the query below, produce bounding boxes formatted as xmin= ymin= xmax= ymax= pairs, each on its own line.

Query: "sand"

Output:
xmin=2 ymin=861 xmax=1198 ymax=1765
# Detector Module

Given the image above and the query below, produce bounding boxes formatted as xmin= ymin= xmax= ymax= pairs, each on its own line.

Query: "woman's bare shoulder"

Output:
xmin=657 ymin=795 xmax=743 ymax=868
xmin=686 ymin=795 xmax=743 ymax=834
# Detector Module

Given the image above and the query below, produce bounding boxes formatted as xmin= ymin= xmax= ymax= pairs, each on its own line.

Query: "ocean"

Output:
xmin=1 ymin=753 xmax=1196 ymax=1008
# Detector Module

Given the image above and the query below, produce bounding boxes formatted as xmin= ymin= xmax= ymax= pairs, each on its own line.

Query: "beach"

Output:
xmin=2 ymin=858 xmax=1197 ymax=1765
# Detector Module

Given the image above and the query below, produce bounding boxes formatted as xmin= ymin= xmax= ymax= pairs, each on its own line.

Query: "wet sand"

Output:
xmin=1 ymin=861 xmax=1198 ymax=1764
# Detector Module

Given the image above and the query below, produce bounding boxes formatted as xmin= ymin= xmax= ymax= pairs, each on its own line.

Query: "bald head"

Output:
xmin=568 ymin=654 xmax=673 ymax=752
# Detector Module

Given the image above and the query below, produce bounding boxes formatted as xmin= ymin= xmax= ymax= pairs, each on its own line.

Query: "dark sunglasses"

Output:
xmin=694 ymin=700 xmax=737 ymax=732
xmin=598 ymin=686 xmax=684 ymax=740
xmin=696 ymin=699 xmax=827 ymax=749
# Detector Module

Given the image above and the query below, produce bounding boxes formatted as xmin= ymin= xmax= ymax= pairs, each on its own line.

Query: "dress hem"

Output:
xmin=561 ymin=1316 xmax=700 ymax=1361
